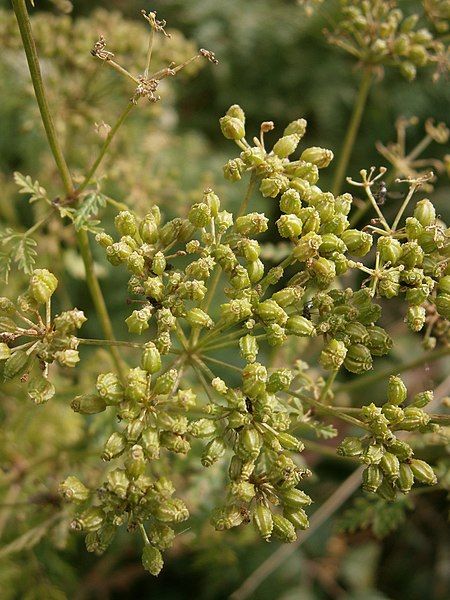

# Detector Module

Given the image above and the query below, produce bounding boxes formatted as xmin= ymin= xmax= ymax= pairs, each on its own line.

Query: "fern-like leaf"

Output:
xmin=13 ymin=171 xmax=47 ymax=204
xmin=339 ymin=495 xmax=413 ymax=539
xmin=73 ymin=191 xmax=106 ymax=232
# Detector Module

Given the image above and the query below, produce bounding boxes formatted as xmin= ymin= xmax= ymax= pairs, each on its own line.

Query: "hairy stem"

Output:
xmin=332 ymin=67 xmax=373 ymax=196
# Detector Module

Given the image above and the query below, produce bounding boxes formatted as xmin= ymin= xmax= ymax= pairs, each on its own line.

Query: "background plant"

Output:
xmin=0 ymin=1 xmax=449 ymax=599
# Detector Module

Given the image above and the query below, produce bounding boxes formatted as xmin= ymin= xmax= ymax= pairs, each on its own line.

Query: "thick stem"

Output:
xmin=332 ymin=67 xmax=373 ymax=196
xmin=11 ymin=0 xmax=126 ymax=379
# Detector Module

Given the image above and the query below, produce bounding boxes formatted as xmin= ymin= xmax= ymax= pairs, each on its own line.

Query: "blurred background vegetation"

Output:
xmin=0 ymin=1 xmax=449 ymax=599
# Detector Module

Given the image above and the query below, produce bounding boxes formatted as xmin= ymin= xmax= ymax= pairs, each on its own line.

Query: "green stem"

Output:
xmin=11 ymin=0 xmax=74 ymax=197
xmin=78 ymin=338 xmax=146 ymax=349
xmin=76 ymin=231 xmax=127 ymax=379
xmin=237 ymin=172 xmax=257 ymax=217
xmin=289 ymin=390 xmax=369 ymax=430
xmin=334 ymin=346 xmax=450 ymax=396
xmin=76 ymin=102 xmax=134 ymax=194
xmin=11 ymin=0 xmax=126 ymax=379
xmin=202 ymin=355 xmax=243 ymax=373
xmin=332 ymin=67 xmax=373 ymax=196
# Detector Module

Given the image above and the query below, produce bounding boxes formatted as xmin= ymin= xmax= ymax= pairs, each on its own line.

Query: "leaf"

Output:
xmin=73 ymin=191 xmax=106 ymax=232
xmin=13 ymin=171 xmax=47 ymax=204
xmin=14 ymin=237 xmax=37 ymax=274
xmin=0 ymin=515 xmax=61 ymax=559
xmin=0 ymin=248 xmax=13 ymax=284
xmin=338 ymin=495 xmax=413 ymax=539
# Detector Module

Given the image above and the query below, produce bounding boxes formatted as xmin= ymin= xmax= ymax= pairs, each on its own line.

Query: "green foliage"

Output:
xmin=339 ymin=495 xmax=413 ymax=539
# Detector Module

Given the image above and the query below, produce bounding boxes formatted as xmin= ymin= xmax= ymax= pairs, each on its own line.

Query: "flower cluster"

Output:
xmin=338 ymin=375 xmax=438 ymax=499
xmin=325 ymin=0 xmax=449 ymax=80
xmin=346 ymin=167 xmax=450 ymax=348
xmin=0 ymin=269 xmax=85 ymax=404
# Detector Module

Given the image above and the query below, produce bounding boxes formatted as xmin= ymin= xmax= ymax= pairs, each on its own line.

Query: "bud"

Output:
xmin=280 ymin=488 xmax=312 ymax=509
xmin=91 ymin=347 xmax=116 ymax=386
xmin=387 ymin=375 xmax=407 ymax=405
xmin=256 ymin=299 xmax=288 ymax=325
xmin=219 ymin=115 xmax=245 ymax=140
xmin=27 ymin=373 xmax=55 ymax=404
xmin=343 ymin=344 xmax=372 ymax=374
xmin=398 ymin=463 xmax=414 ymax=493
xmin=142 ymin=545 xmax=163 ymax=576
xmin=366 ymin=326 xmax=393 ymax=356
xmin=220 ymin=298 xmax=252 ymax=324
xmin=386 ymin=438 xmax=413 ymax=461
xmin=311 ymin=257 xmax=336 ymax=288
xmin=292 ymin=231 xmax=321 ymax=261
xmin=201 ymin=437 xmax=226 ymax=467
xmin=272 ymin=286 xmax=304 ymax=308
xmin=382 ymin=403 xmax=404 ymax=425
xmin=125 ymin=367 xmax=148 ymax=402
xmin=341 ymin=229 xmax=373 ymax=257
xmin=380 ymin=451 xmax=400 ymax=483
xmin=280 ymin=189 xmax=302 ymax=215
xmin=242 ymin=363 xmax=268 ymax=399
xmin=266 ymin=323 xmax=287 ymax=347
xmin=362 ymin=465 xmax=383 ymax=493
xmin=153 ymin=369 xmax=177 ymax=396
xmin=413 ymin=199 xmax=435 ymax=227
xmin=400 ymin=60 xmax=417 ymax=81
xmin=377 ymin=236 xmax=402 ymax=265
xmin=188 ymin=418 xmax=216 ymax=438
xmin=29 ymin=269 xmax=58 ymax=304
xmin=211 ymin=505 xmax=245 ymax=531
xmin=141 ymin=343 xmax=162 ymax=374
xmin=283 ymin=508 xmax=309 ymax=530
xmin=260 ymin=175 xmax=288 ymax=198
xmin=154 ymin=498 xmax=189 ymax=523
xmin=284 ymin=118 xmax=307 ymax=137
xmin=337 ymin=436 xmax=364 ymax=457
xmin=435 ymin=293 xmax=450 ymax=319
xmin=140 ymin=214 xmax=159 ymax=243
xmin=300 ymin=146 xmax=333 ymax=168
xmin=185 ymin=308 xmax=214 ymax=330
xmin=400 ymin=407 xmax=430 ymax=430
xmin=411 ymin=390 xmax=433 ymax=408
xmin=273 ymin=134 xmax=300 ymax=158
xmin=102 ymin=432 xmax=127 ymax=461
xmin=272 ymin=514 xmax=297 ymax=543
xmin=363 ymin=444 xmax=385 ymax=465
xmin=239 ymin=334 xmax=259 ymax=363
xmin=55 ymin=348 xmax=80 ymax=368
xmin=276 ymin=214 xmax=303 ymax=239
xmin=406 ymin=305 xmax=426 ymax=332
xmin=400 ymin=241 xmax=424 ymax=268
xmin=319 ymin=339 xmax=347 ymax=370
xmin=409 ymin=459 xmax=437 ymax=485
xmin=266 ymin=369 xmax=293 ymax=394
xmin=124 ymin=445 xmax=146 ymax=479
xmin=71 ymin=507 xmax=105 ymax=532
xmin=71 ymin=394 xmax=106 ymax=415
xmin=253 ymin=504 xmax=273 ymax=541
xmin=346 ymin=322 xmax=369 ymax=345
xmin=438 ymin=275 xmax=450 ymax=294
xmin=0 ymin=343 xmax=12 ymax=361
xmin=141 ymin=427 xmax=160 ymax=460
xmin=125 ymin=306 xmax=153 ymax=334
xmin=189 ymin=202 xmax=212 ymax=228
xmin=236 ymin=427 xmax=263 ymax=460
xmin=230 ymin=265 xmax=251 ymax=290
xmin=223 ymin=158 xmax=245 ymax=182
xmin=235 ymin=213 xmax=269 ymax=236
xmin=59 ymin=476 xmax=90 ymax=503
